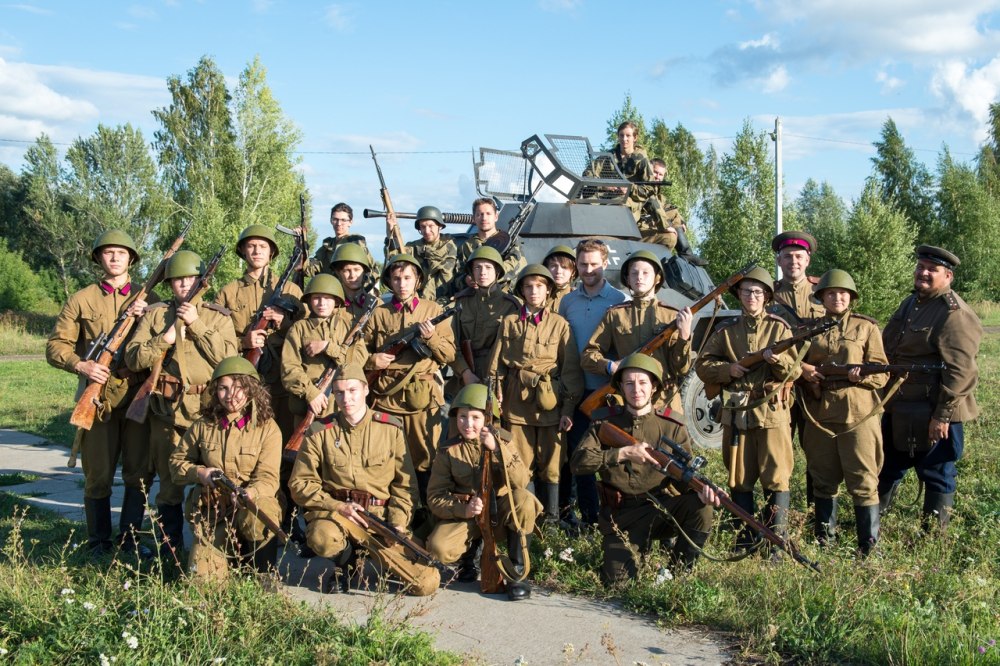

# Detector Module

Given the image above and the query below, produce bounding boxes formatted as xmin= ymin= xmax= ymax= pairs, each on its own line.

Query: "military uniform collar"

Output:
xmin=519 ymin=306 xmax=544 ymax=324
xmin=338 ymin=407 xmax=370 ymax=430
xmin=240 ymin=270 xmax=270 ymax=286
xmin=391 ymin=296 xmax=419 ymax=312
xmin=220 ymin=411 xmax=250 ymax=431
xmin=99 ymin=280 xmax=132 ymax=296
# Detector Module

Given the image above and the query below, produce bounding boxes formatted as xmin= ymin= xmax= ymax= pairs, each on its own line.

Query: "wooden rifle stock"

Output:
xmin=702 ymin=318 xmax=836 ymax=400
xmin=69 ymin=221 xmax=193 ymax=430
xmin=358 ymin=508 xmax=453 ymax=576
xmin=243 ymin=245 xmax=304 ymax=368
xmin=579 ymin=263 xmax=754 ymax=416
xmin=478 ymin=380 xmax=506 ymax=594
xmin=370 ymin=146 xmax=405 ymax=255
xmin=126 ymin=244 xmax=226 ymax=423
xmin=800 ymin=362 xmax=944 ymax=400
xmin=596 ymin=422 xmax=820 ymax=573
xmin=209 ymin=470 xmax=288 ymax=544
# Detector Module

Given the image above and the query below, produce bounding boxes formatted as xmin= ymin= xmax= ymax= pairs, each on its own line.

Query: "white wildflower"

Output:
xmin=543 ymin=548 xmax=553 ymax=559
xmin=0 ymin=648 xmax=9 ymax=656
xmin=558 ymin=547 xmax=574 ymax=562
xmin=64 ymin=598 xmax=75 ymax=605
xmin=122 ymin=630 xmax=138 ymax=650
xmin=211 ymin=659 xmax=226 ymax=664
xmin=654 ymin=566 xmax=674 ymax=585
xmin=60 ymin=588 xmax=74 ymax=596
xmin=82 ymin=601 xmax=96 ymax=611
xmin=123 ymin=580 xmax=131 ymax=590
xmin=99 ymin=654 xmax=110 ymax=666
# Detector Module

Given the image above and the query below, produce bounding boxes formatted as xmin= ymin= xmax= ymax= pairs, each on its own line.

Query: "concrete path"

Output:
xmin=0 ymin=428 xmax=730 ymax=665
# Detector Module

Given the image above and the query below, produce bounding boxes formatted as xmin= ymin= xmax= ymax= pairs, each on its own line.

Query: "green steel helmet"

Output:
xmin=414 ymin=205 xmax=445 ymax=229
xmin=448 ymin=383 xmax=501 ymax=418
xmin=330 ymin=243 xmax=372 ymax=272
xmin=211 ymin=356 xmax=260 ymax=382
xmin=235 ymin=224 xmax=279 ymax=260
xmin=543 ymin=244 xmax=576 ymax=265
xmin=514 ymin=263 xmax=555 ymax=295
xmin=620 ymin=249 xmax=664 ymax=291
xmin=730 ymin=266 xmax=774 ymax=301
xmin=815 ymin=268 xmax=859 ymax=300
xmin=381 ymin=253 xmax=425 ymax=288
xmin=303 ymin=273 xmax=345 ymax=302
xmin=465 ymin=245 xmax=506 ymax=279
xmin=611 ymin=354 xmax=663 ymax=391
xmin=164 ymin=250 xmax=205 ymax=280
xmin=91 ymin=229 xmax=139 ymax=265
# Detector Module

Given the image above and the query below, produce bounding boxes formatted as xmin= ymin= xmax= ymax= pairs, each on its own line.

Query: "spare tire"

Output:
xmin=680 ymin=371 xmax=724 ymax=450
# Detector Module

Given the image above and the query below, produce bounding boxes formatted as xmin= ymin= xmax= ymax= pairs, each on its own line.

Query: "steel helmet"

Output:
xmin=331 ymin=243 xmax=372 ymax=272
xmin=211 ymin=356 xmax=260 ymax=382
xmin=815 ymin=269 xmax=858 ymax=300
xmin=164 ymin=250 xmax=205 ymax=280
xmin=91 ymin=229 xmax=139 ymax=266
xmin=449 ymin=383 xmax=501 ymax=418
xmin=414 ymin=205 xmax=445 ymax=230
xmin=543 ymin=244 xmax=577 ymax=265
xmin=303 ymin=273 xmax=345 ymax=302
xmin=236 ymin=225 xmax=279 ymax=260
xmin=620 ymin=249 xmax=664 ymax=291
xmin=380 ymin=253 xmax=425 ymax=289
xmin=514 ymin=264 xmax=555 ymax=295
xmin=465 ymin=245 xmax=506 ymax=279
xmin=611 ymin=354 xmax=663 ymax=391
xmin=729 ymin=266 xmax=774 ymax=301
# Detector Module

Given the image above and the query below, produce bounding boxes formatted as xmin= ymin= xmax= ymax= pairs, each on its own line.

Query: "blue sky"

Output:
xmin=3 ymin=0 xmax=1000 ymax=246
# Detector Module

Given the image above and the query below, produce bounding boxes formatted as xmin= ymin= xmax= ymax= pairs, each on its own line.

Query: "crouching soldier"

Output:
xmin=169 ymin=357 xmax=283 ymax=579
xmin=426 ymin=384 xmax=541 ymax=600
xmin=571 ymin=355 xmax=718 ymax=586
xmin=288 ymin=364 xmax=437 ymax=595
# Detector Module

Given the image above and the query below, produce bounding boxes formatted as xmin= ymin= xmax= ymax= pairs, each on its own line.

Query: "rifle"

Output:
xmin=209 ymin=470 xmax=288 ymax=544
xmin=363 ymin=208 xmax=474 ymax=227
xmin=630 ymin=180 xmax=674 ymax=187
xmin=800 ymin=362 xmax=945 ymax=400
xmin=242 ymin=245 xmax=304 ymax=368
xmin=69 ymin=221 xmax=193 ymax=431
xmin=579 ymin=263 xmax=754 ymax=416
xmin=703 ymin=318 xmax=837 ymax=400
xmin=364 ymin=305 xmax=457 ymax=387
xmin=484 ymin=181 xmax=544 ymax=258
xmin=357 ymin=508 xmax=453 ymax=578
xmin=597 ymin=421 xmax=820 ymax=573
xmin=478 ymin=378 xmax=506 ymax=594
xmin=282 ymin=287 xmax=382 ymax=461
xmin=295 ymin=193 xmax=309 ymax=289
xmin=370 ymin=146 xmax=405 ymax=256
xmin=126 ymin=245 xmax=226 ymax=423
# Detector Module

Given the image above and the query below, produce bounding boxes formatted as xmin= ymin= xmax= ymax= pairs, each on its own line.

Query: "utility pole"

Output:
xmin=770 ymin=117 xmax=782 ymax=278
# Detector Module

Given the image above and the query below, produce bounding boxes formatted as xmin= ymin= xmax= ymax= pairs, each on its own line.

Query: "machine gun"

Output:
xmin=370 ymin=146 xmax=406 ymax=256
xmin=364 ymin=305 xmax=457 ymax=387
xmin=362 ymin=208 xmax=474 ymax=227
xmin=484 ymin=181 xmax=544 ymax=259
xmin=597 ymin=422 xmax=820 ymax=573
xmin=799 ymin=362 xmax=945 ymax=400
xmin=126 ymin=245 xmax=226 ymax=423
xmin=242 ymin=245 xmax=304 ymax=369
xmin=69 ymin=221 xmax=192 ymax=431
xmin=209 ymin=470 xmax=288 ymax=544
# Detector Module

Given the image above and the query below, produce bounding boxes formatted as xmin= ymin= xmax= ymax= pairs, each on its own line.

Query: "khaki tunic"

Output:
xmin=773 ymin=276 xmax=825 ymax=322
xmin=306 ymin=234 xmax=377 ymax=276
xmin=882 ymin=289 xmax=982 ymax=424
xmin=401 ymin=236 xmax=458 ymax=302
xmin=695 ymin=312 xmax=799 ymax=492
xmin=546 ymin=283 xmax=573 ymax=315
xmin=800 ymin=313 xmax=888 ymax=504
xmin=582 ymin=298 xmax=691 ymax=409
xmin=343 ymin=292 xmax=380 ymax=330
xmin=453 ymin=235 xmax=526 ymax=294
xmin=288 ymin=409 xmax=416 ymax=555
xmin=281 ymin=312 xmax=368 ymax=418
xmin=451 ymin=287 xmax=520 ymax=380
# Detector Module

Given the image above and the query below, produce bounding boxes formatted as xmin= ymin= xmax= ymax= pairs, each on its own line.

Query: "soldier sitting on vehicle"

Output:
xmin=306 ymin=203 xmax=377 ymax=276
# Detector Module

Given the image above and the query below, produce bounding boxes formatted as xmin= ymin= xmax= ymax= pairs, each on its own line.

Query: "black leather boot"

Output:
xmin=117 ymin=488 xmax=154 ymax=559
xmin=671 ymin=529 xmax=711 ymax=571
xmin=878 ymin=481 xmax=900 ymax=516
xmin=922 ymin=491 xmax=954 ymax=533
xmin=730 ymin=491 xmax=759 ymax=553
xmin=814 ymin=496 xmax=838 ymax=546
xmin=764 ymin=491 xmax=791 ymax=560
xmin=505 ymin=532 xmax=531 ymax=601
xmin=156 ymin=504 xmax=185 ymax=559
xmin=456 ymin=539 xmax=481 ymax=583
xmin=674 ymin=228 xmax=707 ymax=266
xmin=534 ymin=481 xmax=560 ymax=524
xmin=325 ymin=542 xmax=355 ymax=594
xmin=855 ymin=504 xmax=880 ymax=557
xmin=85 ymin=496 xmax=114 ymax=555
xmin=251 ymin=539 xmax=279 ymax=574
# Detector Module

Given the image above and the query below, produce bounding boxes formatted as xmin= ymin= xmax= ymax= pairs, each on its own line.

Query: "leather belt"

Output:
xmin=330 ymin=489 xmax=388 ymax=507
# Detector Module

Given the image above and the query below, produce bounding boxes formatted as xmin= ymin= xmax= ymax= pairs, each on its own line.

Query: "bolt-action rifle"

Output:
xmin=209 ymin=470 xmax=288 ymax=544
xmin=370 ymin=146 xmax=405 ymax=257
xmin=242 ymin=244 xmax=304 ymax=369
xmin=478 ymin=378 xmax=506 ymax=594
xmin=69 ymin=221 xmax=193 ymax=431
xmin=799 ymin=362 xmax=945 ymax=400
xmin=364 ymin=305 xmax=457 ymax=388
xmin=357 ymin=508 xmax=453 ymax=579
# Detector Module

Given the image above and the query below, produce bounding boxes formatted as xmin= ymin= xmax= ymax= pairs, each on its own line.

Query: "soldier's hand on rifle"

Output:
xmin=126 ymin=298 xmax=148 ymax=318
xmin=373 ymin=352 xmax=395 ymax=370
xmin=176 ymin=302 xmax=199 ymax=325
xmin=464 ymin=496 xmax=484 ymax=519
xmin=197 ymin=466 xmax=224 ymax=488
xmin=336 ymin=501 xmax=368 ymax=528
xmin=799 ymin=363 xmax=824 ymax=382
xmin=262 ymin=306 xmax=285 ymax=327
xmin=762 ymin=349 xmax=778 ymax=365
xmin=308 ymin=393 xmax=328 ymax=415
xmin=616 ymin=441 xmax=661 ymax=466
xmin=559 ymin=415 xmax=573 ymax=432
xmin=418 ymin=320 xmax=435 ymax=339
xmin=676 ymin=307 xmax=692 ymax=341
xmin=244 ymin=329 xmax=267 ymax=350
xmin=729 ymin=362 xmax=749 ymax=378
xmin=386 ymin=211 xmax=398 ymax=230
xmin=698 ymin=485 xmax=722 ymax=508
xmin=847 ymin=366 xmax=862 ymax=383
xmin=75 ymin=359 xmax=111 ymax=385
xmin=304 ymin=340 xmax=329 ymax=357
xmin=461 ymin=369 xmax=480 ymax=386
xmin=480 ymin=427 xmax=497 ymax=451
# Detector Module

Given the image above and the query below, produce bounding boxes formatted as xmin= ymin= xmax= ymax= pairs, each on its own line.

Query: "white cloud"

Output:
xmin=757 ymin=108 xmax=927 ymax=160
xmin=0 ymin=113 xmax=52 ymax=140
xmin=324 ymin=4 xmax=354 ymax=31
xmin=930 ymin=57 xmax=1000 ymax=140
xmin=876 ymin=69 xmax=905 ymax=94
xmin=4 ymin=4 xmax=53 ymax=15
xmin=739 ymin=33 xmax=779 ymax=50
xmin=0 ymin=58 xmax=98 ymax=121
xmin=127 ymin=4 xmax=157 ymax=20
xmin=762 ymin=65 xmax=790 ymax=93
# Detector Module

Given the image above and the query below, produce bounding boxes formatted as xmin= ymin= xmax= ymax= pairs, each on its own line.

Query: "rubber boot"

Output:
xmin=814 ymin=496 xmax=838 ymax=546
xmin=84 ymin=496 xmax=114 ymax=555
xmin=730 ymin=491 xmax=759 ymax=553
xmin=922 ymin=492 xmax=954 ymax=534
xmin=855 ymin=504 xmax=880 ymax=557
xmin=878 ymin=481 xmax=900 ymax=516
xmin=674 ymin=228 xmax=707 ymax=266
xmin=534 ymin=481 xmax=560 ymax=525
xmin=156 ymin=504 xmax=185 ymax=559
xmin=764 ymin=491 xmax=790 ymax=561
xmin=671 ymin=529 xmax=711 ymax=571
xmin=117 ymin=488 xmax=154 ymax=560
xmin=251 ymin=539 xmax=279 ymax=574
xmin=456 ymin=539 xmax=481 ymax=583
xmin=325 ymin=542 xmax=355 ymax=594
xmin=505 ymin=532 xmax=531 ymax=601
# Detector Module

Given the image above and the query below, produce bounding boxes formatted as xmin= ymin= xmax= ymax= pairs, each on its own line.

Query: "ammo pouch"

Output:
xmin=156 ymin=374 xmax=185 ymax=401
xmin=891 ymin=401 xmax=934 ymax=456
xmin=596 ymin=482 xmax=625 ymax=511
xmin=404 ymin=377 xmax=433 ymax=410
xmin=722 ymin=391 xmax=751 ymax=431
xmin=536 ymin=375 xmax=558 ymax=411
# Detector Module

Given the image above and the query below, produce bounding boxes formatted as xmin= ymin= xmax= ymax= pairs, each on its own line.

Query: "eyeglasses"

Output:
xmin=739 ymin=288 xmax=766 ymax=298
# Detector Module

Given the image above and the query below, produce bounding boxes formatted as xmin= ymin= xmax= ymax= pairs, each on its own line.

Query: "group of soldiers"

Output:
xmin=46 ymin=126 xmax=983 ymax=597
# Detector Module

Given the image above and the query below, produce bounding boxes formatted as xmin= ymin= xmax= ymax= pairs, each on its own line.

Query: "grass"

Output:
xmin=972 ymin=301 xmax=1000 ymax=327
xmin=0 ymin=359 xmax=78 ymax=446
xmin=0 ymin=495 xmax=460 ymax=665
xmin=0 ymin=310 xmax=54 ymax=356
xmin=0 ymin=473 xmax=39 ymax=487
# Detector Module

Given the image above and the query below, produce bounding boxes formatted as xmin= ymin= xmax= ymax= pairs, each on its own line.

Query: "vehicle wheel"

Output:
xmin=680 ymin=372 xmax=723 ymax=450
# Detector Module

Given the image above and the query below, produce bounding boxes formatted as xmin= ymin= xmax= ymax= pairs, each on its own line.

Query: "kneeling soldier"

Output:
xmin=571 ymin=355 xmax=717 ymax=586
xmin=170 ymin=357 xmax=283 ymax=580
xmin=426 ymin=384 xmax=541 ymax=600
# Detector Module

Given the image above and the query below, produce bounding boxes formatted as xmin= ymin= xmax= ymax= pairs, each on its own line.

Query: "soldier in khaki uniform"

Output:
xmin=125 ymin=250 xmax=238 ymax=555
xmin=388 ymin=206 xmax=457 ymax=303
xmin=426 ymin=384 xmax=541 ymax=600
xmin=452 ymin=198 xmax=526 ymax=293
xmin=878 ymin=245 xmax=983 ymax=532
xmin=306 ymin=202 xmax=377 ymax=277
xmin=640 ymin=159 xmax=706 ymax=265
xmin=288 ymin=364 xmax=426 ymax=593
xmin=611 ymin=121 xmax=655 ymax=223
xmin=694 ymin=267 xmax=799 ymax=550
xmin=46 ymin=230 xmax=155 ymax=556
xmin=571 ymin=355 xmax=718 ymax=585
xmin=364 ymin=254 xmax=457 ymax=503
xmin=451 ymin=246 xmax=521 ymax=387
xmin=797 ymin=270 xmax=889 ymax=555
xmin=215 ymin=225 xmax=304 ymax=442
xmin=489 ymin=265 xmax=582 ymax=521
xmin=169 ymin=357 xmax=283 ymax=579
xmin=542 ymin=245 xmax=576 ymax=314
xmin=328 ymin=244 xmax=378 ymax=326
xmin=582 ymin=250 xmax=692 ymax=412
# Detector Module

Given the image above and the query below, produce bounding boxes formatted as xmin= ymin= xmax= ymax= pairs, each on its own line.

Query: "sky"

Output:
xmin=3 ymin=0 xmax=1000 ymax=248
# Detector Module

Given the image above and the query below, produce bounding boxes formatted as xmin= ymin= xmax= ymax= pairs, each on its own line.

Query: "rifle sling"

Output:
xmin=723 ymin=340 xmax=810 ymax=412
xmin=797 ymin=373 xmax=907 ymax=437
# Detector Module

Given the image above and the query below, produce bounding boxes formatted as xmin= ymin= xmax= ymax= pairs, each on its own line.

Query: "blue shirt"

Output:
xmin=559 ymin=280 xmax=629 ymax=390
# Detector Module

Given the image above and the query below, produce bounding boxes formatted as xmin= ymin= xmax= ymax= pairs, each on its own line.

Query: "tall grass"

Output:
xmin=0 ymin=311 xmax=54 ymax=356
xmin=0 ymin=359 xmax=76 ymax=445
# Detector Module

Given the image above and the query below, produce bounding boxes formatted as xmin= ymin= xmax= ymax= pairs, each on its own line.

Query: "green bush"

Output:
xmin=0 ymin=241 xmax=45 ymax=311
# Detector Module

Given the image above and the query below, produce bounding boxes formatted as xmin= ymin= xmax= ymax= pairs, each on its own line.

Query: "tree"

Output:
xmin=975 ymin=101 xmax=1000 ymax=196
xmin=603 ymin=92 xmax=647 ymax=150
xmin=796 ymin=178 xmax=848 ymax=277
xmin=699 ymin=119 xmax=775 ymax=279
xmin=871 ymin=118 xmax=936 ymax=241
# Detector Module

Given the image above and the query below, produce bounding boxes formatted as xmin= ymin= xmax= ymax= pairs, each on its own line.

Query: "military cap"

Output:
xmin=91 ymin=229 xmax=139 ymax=265
xmin=415 ymin=205 xmax=445 ymax=229
xmin=380 ymin=253 xmax=425 ymax=288
xmin=771 ymin=230 xmax=817 ymax=254
xmin=236 ymin=225 xmax=279 ymax=260
xmin=620 ymin=249 xmax=664 ymax=290
xmin=514 ymin=264 xmax=555 ymax=295
xmin=303 ymin=273 xmax=345 ymax=302
xmin=815 ymin=269 xmax=858 ymax=300
xmin=729 ymin=266 xmax=774 ymax=301
xmin=211 ymin=356 xmax=260 ymax=382
xmin=333 ymin=362 xmax=367 ymax=384
xmin=449 ymin=383 xmax=501 ymax=418
xmin=915 ymin=245 xmax=960 ymax=270
xmin=612 ymin=354 xmax=663 ymax=391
